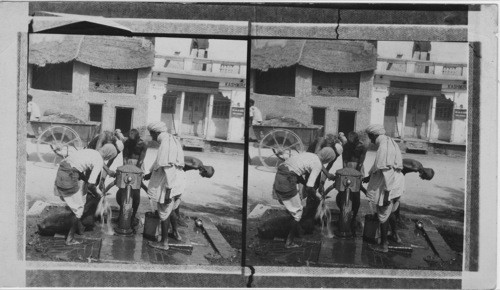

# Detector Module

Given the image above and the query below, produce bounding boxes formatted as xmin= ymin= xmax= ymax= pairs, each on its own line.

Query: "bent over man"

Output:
xmin=363 ymin=124 xmax=405 ymax=253
xmin=145 ymin=121 xmax=185 ymax=250
xmin=53 ymin=144 xmax=117 ymax=245
xmin=273 ymin=147 xmax=337 ymax=248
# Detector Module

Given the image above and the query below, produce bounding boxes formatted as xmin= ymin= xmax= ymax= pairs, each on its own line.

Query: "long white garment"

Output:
xmin=366 ymin=135 xmax=405 ymax=206
xmin=147 ymin=132 xmax=185 ymax=203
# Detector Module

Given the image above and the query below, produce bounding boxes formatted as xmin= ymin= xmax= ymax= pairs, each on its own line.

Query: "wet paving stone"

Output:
xmin=37 ymin=236 xmax=102 ymax=262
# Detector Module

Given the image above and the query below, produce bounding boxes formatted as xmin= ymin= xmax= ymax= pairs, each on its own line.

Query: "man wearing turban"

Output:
xmin=53 ymin=144 xmax=117 ymax=245
xmin=363 ymin=124 xmax=405 ymax=252
xmin=272 ymin=147 xmax=337 ymax=248
xmin=144 ymin=121 xmax=185 ymax=250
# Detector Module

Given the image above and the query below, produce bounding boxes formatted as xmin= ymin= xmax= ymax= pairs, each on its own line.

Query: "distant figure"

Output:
xmin=249 ymin=99 xmax=263 ymax=143
xmin=27 ymin=94 xmax=41 ymax=122
xmin=27 ymin=94 xmax=41 ymax=138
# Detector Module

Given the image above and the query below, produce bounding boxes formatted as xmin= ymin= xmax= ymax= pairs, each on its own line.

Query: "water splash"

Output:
xmin=315 ymin=198 xmax=334 ymax=238
xmin=96 ymin=196 xmax=114 ymax=235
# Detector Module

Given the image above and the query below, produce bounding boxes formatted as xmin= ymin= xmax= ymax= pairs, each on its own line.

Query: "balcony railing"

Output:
xmin=156 ymin=54 xmax=246 ymax=76
xmin=377 ymin=57 xmax=467 ymax=78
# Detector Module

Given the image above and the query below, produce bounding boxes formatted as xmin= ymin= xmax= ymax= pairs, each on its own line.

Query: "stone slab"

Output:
xmin=27 ymin=200 xmax=50 ymax=216
xmin=248 ymin=204 xmax=271 ymax=219
xmin=202 ymin=217 xmax=238 ymax=260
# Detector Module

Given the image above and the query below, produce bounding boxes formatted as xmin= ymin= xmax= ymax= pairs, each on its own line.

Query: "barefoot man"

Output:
xmin=273 ymin=147 xmax=337 ymax=248
xmin=53 ymin=144 xmax=117 ymax=245
xmin=363 ymin=124 xmax=405 ymax=252
xmin=144 ymin=121 xmax=185 ymax=250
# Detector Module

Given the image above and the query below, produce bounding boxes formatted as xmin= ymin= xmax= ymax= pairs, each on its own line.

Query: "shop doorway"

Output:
xmin=404 ymin=96 xmax=430 ymax=139
xmin=115 ymin=107 xmax=133 ymax=136
xmin=338 ymin=110 xmax=356 ymax=135
xmin=312 ymin=107 xmax=326 ymax=136
xmin=182 ymin=92 xmax=208 ymax=137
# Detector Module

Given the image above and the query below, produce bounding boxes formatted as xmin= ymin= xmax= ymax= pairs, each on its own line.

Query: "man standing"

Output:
xmin=144 ymin=121 xmax=185 ymax=250
xmin=116 ymin=128 xmax=148 ymax=228
xmin=249 ymin=99 xmax=263 ymax=142
xmin=273 ymin=147 xmax=337 ymax=248
xmin=338 ymin=131 xmax=370 ymax=228
xmin=53 ymin=144 xmax=117 ymax=245
xmin=27 ymin=94 xmax=41 ymax=138
xmin=362 ymin=124 xmax=405 ymax=253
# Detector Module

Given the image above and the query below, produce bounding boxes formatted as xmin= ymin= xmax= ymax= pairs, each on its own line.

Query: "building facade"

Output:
xmin=250 ymin=39 xmax=377 ymax=135
xmin=371 ymin=41 xmax=468 ymax=152
xmin=148 ymin=41 xmax=247 ymax=149
xmin=28 ymin=35 xmax=155 ymax=136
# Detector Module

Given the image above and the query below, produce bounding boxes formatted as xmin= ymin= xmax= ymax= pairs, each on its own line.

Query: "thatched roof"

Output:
xmin=251 ymin=39 xmax=377 ymax=73
xmin=29 ymin=35 xmax=154 ymax=69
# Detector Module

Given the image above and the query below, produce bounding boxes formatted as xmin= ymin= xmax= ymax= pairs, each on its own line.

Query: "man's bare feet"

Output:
xmin=389 ymin=233 xmax=402 ymax=244
xmin=148 ymin=241 xmax=169 ymax=251
xmin=169 ymin=231 xmax=182 ymax=241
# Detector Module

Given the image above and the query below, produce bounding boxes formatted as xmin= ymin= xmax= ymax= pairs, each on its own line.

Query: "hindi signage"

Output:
xmin=454 ymin=109 xmax=467 ymax=119
xmin=231 ymin=107 xmax=245 ymax=118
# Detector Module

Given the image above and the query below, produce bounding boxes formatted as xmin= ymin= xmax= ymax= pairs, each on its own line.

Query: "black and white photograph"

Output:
xmin=25 ymin=34 xmax=246 ymax=266
xmin=246 ymin=39 xmax=468 ymax=271
xmin=0 ymin=2 xmax=497 ymax=288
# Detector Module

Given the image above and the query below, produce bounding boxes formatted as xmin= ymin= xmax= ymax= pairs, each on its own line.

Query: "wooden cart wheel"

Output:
xmin=36 ymin=125 xmax=83 ymax=164
xmin=258 ymin=129 xmax=304 ymax=170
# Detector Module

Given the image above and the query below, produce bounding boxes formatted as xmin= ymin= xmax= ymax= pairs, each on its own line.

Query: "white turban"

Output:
xmin=147 ymin=121 xmax=168 ymax=133
xmin=366 ymin=124 xmax=386 ymax=136
xmin=98 ymin=143 xmax=118 ymax=161
xmin=317 ymin=147 xmax=336 ymax=164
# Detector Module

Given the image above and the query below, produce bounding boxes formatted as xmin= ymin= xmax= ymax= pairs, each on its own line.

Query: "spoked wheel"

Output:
xmin=258 ymin=129 xmax=304 ymax=170
xmin=36 ymin=125 xmax=83 ymax=165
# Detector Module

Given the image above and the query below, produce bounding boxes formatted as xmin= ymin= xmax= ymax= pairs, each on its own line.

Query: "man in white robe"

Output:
xmin=363 ymin=124 xmax=405 ymax=252
xmin=144 ymin=121 xmax=185 ymax=250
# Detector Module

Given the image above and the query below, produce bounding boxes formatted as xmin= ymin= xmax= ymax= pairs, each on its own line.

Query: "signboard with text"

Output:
xmin=454 ymin=109 xmax=467 ymax=119
xmin=231 ymin=107 xmax=245 ymax=118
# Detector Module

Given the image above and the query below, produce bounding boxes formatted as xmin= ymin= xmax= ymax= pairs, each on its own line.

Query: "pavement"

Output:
xmin=247 ymin=141 xmax=466 ymax=226
xmin=26 ymin=139 xmax=244 ymax=226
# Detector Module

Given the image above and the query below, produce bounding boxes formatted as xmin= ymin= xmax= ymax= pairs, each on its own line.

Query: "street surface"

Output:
xmin=26 ymin=140 xmax=244 ymax=225
xmin=247 ymin=142 xmax=466 ymax=225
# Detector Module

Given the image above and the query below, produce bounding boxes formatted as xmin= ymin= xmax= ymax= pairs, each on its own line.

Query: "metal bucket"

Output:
xmin=143 ymin=211 xmax=160 ymax=241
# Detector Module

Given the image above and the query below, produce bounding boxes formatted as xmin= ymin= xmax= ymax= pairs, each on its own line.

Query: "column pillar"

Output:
xmin=178 ymin=91 xmax=185 ymax=136
xmin=401 ymin=94 xmax=408 ymax=139
xmin=428 ymin=95 xmax=437 ymax=141
xmin=204 ymin=94 xmax=214 ymax=138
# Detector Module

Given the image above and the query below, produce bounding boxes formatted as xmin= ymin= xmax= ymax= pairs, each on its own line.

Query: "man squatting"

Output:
xmin=54 ymin=144 xmax=118 ymax=245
